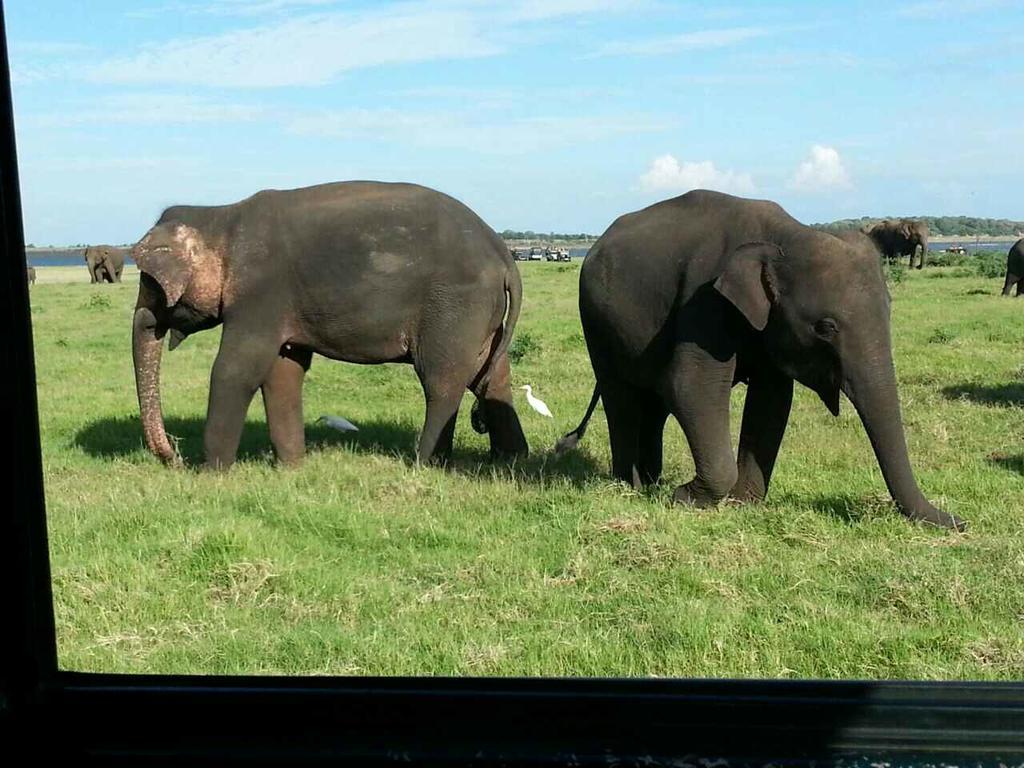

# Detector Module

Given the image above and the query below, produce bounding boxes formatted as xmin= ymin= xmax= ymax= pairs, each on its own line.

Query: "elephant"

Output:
xmin=84 ymin=245 xmax=127 ymax=283
xmin=864 ymin=219 xmax=929 ymax=269
xmin=26 ymin=265 xmax=35 ymax=286
xmin=1002 ymin=238 xmax=1023 ymax=297
xmin=132 ymin=180 xmax=529 ymax=470
xmin=556 ymin=189 xmax=963 ymax=530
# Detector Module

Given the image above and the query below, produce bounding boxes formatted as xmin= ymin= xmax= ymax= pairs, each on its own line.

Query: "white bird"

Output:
xmin=316 ymin=414 xmax=359 ymax=432
xmin=520 ymin=385 xmax=553 ymax=418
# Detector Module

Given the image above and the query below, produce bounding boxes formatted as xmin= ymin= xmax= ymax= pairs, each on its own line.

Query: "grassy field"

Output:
xmin=30 ymin=260 xmax=1023 ymax=679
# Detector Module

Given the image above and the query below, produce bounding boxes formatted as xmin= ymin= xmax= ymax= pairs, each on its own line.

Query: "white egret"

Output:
xmin=520 ymin=385 xmax=553 ymax=418
xmin=316 ymin=414 xmax=359 ymax=432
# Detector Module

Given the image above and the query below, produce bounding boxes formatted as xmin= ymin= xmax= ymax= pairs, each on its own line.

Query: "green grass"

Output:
xmin=31 ymin=264 xmax=1024 ymax=679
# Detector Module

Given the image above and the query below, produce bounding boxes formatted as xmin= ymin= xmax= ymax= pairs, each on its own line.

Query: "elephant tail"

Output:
xmin=554 ymin=384 xmax=601 ymax=454
xmin=478 ymin=264 xmax=523 ymax=392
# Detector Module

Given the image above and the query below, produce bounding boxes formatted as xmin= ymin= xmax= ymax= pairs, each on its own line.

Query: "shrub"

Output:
xmin=885 ymin=263 xmax=906 ymax=285
xmin=971 ymin=251 xmax=1006 ymax=279
xmin=508 ymin=331 xmax=540 ymax=363
xmin=83 ymin=294 xmax=112 ymax=310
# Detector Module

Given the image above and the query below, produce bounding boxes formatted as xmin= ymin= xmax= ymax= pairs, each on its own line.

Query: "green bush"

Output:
xmin=928 ymin=327 xmax=957 ymax=344
xmin=885 ymin=263 xmax=906 ymax=284
xmin=928 ymin=249 xmax=967 ymax=267
xmin=82 ymin=293 xmax=112 ymax=310
xmin=972 ymin=251 xmax=1006 ymax=279
xmin=508 ymin=331 xmax=540 ymax=363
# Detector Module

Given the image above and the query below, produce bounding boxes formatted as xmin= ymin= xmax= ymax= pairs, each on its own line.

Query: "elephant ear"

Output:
xmin=134 ymin=226 xmax=194 ymax=307
xmin=713 ymin=242 xmax=781 ymax=332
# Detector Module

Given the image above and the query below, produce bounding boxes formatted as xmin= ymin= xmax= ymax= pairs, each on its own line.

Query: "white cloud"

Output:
xmin=502 ymin=0 xmax=646 ymax=22
xmin=896 ymin=0 xmax=1018 ymax=18
xmin=287 ymin=109 xmax=667 ymax=154
xmin=85 ymin=9 xmax=501 ymax=88
xmin=638 ymin=154 xmax=755 ymax=195
xmin=87 ymin=1 xmax=643 ymax=87
xmin=788 ymin=145 xmax=851 ymax=192
xmin=24 ymin=93 xmax=267 ymax=126
xmin=594 ymin=26 xmax=772 ymax=57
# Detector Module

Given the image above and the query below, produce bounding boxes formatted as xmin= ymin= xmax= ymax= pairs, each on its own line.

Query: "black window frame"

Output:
xmin=2 ymin=5 xmax=1022 ymax=764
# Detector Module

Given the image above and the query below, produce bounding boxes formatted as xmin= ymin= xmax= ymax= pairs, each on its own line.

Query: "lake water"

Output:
xmin=22 ymin=241 xmax=1013 ymax=267
xmin=26 ymin=249 xmax=88 ymax=267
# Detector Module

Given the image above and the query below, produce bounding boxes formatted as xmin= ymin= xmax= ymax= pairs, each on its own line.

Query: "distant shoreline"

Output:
xmin=25 ymin=236 xmax=1020 ymax=252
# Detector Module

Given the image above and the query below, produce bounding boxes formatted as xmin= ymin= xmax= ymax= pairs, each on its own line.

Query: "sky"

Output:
xmin=7 ymin=0 xmax=1024 ymax=245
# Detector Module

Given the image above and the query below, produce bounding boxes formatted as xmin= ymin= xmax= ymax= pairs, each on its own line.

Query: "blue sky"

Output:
xmin=8 ymin=0 xmax=1024 ymax=245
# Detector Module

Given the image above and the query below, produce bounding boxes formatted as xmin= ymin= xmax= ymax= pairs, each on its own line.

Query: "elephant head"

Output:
xmin=714 ymin=231 xmax=961 ymax=529
xmin=130 ymin=222 xmax=226 ymax=465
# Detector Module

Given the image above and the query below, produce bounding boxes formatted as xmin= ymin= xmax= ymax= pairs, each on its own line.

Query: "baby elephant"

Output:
xmin=558 ymin=189 xmax=963 ymax=530
xmin=1003 ymin=238 xmax=1023 ymax=297
xmin=132 ymin=180 xmax=528 ymax=469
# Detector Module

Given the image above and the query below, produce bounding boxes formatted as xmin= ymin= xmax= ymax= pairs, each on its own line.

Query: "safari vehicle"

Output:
xmin=544 ymin=247 xmax=571 ymax=262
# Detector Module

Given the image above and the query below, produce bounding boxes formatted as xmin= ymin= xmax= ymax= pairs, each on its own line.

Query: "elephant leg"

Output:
xmin=204 ymin=328 xmax=281 ymax=470
xmin=1003 ymin=272 xmax=1022 ymax=296
xmin=261 ymin=345 xmax=312 ymax=466
xmin=599 ymin=375 xmax=643 ymax=488
xmin=730 ymin=371 xmax=793 ymax=503
xmin=469 ymin=350 xmax=528 ymax=459
xmin=636 ymin=393 xmax=668 ymax=487
xmin=417 ymin=386 xmax=464 ymax=464
xmin=665 ymin=345 xmax=738 ymax=507
xmin=416 ymin=351 xmax=475 ymax=463
xmin=89 ymin=265 xmax=97 ymax=284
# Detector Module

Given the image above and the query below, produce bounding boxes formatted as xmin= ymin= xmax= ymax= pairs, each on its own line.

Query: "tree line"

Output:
xmin=812 ymin=216 xmax=1024 ymax=237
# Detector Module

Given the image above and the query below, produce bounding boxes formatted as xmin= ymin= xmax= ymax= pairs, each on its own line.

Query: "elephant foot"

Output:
xmin=728 ymin=484 xmax=766 ymax=504
xmin=904 ymin=505 xmax=967 ymax=532
xmin=672 ymin=482 xmax=725 ymax=509
xmin=490 ymin=445 xmax=528 ymax=461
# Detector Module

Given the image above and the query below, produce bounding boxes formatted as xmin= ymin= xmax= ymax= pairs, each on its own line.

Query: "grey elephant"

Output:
xmin=132 ymin=180 xmax=528 ymax=470
xmin=84 ymin=245 xmax=127 ymax=283
xmin=1002 ymin=238 xmax=1023 ymax=297
xmin=26 ymin=265 xmax=35 ymax=286
xmin=864 ymin=219 xmax=929 ymax=269
xmin=557 ymin=190 xmax=963 ymax=530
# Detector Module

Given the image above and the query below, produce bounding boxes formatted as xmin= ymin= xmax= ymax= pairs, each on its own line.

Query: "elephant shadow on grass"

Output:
xmin=74 ymin=415 xmax=601 ymax=487
xmin=772 ymin=492 xmax=901 ymax=526
xmin=988 ymin=453 xmax=1023 ymax=475
xmin=941 ymin=382 xmax=1024 ymax=408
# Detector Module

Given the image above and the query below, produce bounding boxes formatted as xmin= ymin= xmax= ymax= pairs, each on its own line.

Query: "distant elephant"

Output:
xmin=1002 ymin=238 xmax=1023 ymax=297
xmin=557 ymin=190 xmax=963 ymax=530
xmin=132 ymin=180 xmax=529 ymax=469
xmin=84 ymin=245 xmax=127 ymax=283
xmin=864 ymin=219 xmax=929 ymax=269
xmin=26 ymin=265 xmax=35 ymax=286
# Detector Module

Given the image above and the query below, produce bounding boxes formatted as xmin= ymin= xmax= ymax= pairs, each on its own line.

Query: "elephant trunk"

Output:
xmin=842 ymin=353 xmax=963 ymax=530
xmin=132 ymin=305 xmax=180 ymax=466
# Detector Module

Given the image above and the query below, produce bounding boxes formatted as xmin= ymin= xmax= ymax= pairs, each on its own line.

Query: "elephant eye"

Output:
xmin=814 ymin=318 xmax=839 ymax=339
